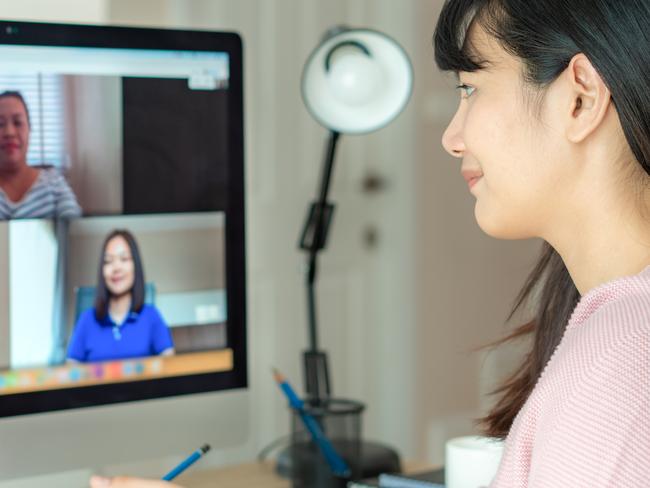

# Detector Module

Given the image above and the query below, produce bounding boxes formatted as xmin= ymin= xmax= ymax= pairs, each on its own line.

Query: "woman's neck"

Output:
xmin=109 ymin=293 xmax=132 ymax=324
xmin=0 ymin=164 xmax=39 ymax=203
xmin=547 ymin=177 xmax=650 ymax=295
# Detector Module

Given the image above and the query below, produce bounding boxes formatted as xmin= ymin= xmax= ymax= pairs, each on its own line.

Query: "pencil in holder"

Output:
xmin=289 ymin=397 xmax=365 ymax=488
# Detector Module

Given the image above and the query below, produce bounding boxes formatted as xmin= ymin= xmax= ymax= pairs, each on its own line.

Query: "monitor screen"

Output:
xmin=0 ymin=20 xmax=246 ymax=417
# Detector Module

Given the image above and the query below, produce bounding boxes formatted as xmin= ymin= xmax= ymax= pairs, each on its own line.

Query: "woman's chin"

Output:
xmin=475 ymin=206 xmax=533 ymax=240
xmin=0 ymin=158 xmax=26 ymax=172
xmin=108 ymin=288 xmax=132 ymax=299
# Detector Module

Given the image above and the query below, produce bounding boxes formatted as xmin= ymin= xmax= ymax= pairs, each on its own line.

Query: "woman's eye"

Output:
xmin=456 ymin=83 xmax=476 ymax=99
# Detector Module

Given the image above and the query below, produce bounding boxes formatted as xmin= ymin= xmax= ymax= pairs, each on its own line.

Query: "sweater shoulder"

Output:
xmin=560 ymin=289 xmax=650 ymax=373
xmin=584 ymin=288 xmax=650 ymax=338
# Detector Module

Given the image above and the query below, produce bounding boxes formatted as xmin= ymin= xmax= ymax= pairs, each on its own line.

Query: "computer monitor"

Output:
xmin=0 ymin=20 xmax=248 ymax=479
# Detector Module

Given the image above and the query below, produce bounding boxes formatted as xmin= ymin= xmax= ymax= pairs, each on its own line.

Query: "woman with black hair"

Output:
xmin=68 ymin=229 xmax=174 ymax=363
xmin=433 ymin=0 xmax=650 ymax=486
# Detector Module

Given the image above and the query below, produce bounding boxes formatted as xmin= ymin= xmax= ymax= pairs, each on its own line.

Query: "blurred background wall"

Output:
xmin=0 ymin=0 xmax=541 ymax=469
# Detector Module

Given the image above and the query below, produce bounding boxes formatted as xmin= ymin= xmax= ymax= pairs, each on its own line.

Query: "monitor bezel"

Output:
xmin=0 ymin=19 xmax=247 ymax=417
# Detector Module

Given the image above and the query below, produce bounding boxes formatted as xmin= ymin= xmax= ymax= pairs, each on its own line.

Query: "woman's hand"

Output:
xmin=90 ymin=475 xmax=184 ymax=488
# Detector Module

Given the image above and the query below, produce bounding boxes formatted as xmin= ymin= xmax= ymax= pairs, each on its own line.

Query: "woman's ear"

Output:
xmin=564 ymin=53 xmax=611 ymax=143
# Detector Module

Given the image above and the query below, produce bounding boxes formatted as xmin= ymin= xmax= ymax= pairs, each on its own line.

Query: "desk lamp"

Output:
xmin=299 ymin=24 xmax=413 ymax=404
xmin=287 ymin=25 xmax=413 ymax=480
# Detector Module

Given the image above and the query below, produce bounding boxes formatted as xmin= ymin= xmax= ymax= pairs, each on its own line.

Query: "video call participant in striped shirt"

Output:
xmin=0 ymin=90 xmax=81 ymax=219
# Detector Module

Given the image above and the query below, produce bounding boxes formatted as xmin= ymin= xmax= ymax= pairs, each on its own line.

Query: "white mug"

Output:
xmin=445 ymin=435 xmax=504 ymax=488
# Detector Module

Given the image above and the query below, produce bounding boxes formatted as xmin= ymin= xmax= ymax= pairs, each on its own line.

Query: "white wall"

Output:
xmin=0 ymin=0 xmax=106 ymax=23
xmin=9 ymin=221 xmax=58 ymax=369
xmin=0 ymin=224 xmax=9 ymax=369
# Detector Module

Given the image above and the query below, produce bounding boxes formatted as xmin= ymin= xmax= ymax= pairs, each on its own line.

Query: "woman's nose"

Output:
xmin=441 ymin=108 xmax=465 ymax=158
xmin=1 ymin=124 xmax=15 ymax=137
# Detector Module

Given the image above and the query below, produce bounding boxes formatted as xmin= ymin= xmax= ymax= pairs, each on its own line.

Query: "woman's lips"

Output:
xmin=461 ymin=169 xmax=484 ymax=190
xmin=0 ymin=143 xmax=19 ymax=152
xmin=467 ymin=176 xmax=482 ymax=189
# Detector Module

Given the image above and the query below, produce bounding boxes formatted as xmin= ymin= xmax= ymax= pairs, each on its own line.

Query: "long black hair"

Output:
xmin=94 ymin=229 xmax=145 ymax=322
xmin=434 ymin=0 xmax=650 ymax=438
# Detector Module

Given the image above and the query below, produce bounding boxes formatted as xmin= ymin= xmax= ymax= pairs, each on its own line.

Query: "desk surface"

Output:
xmin=176 ymin=462 xmax=288 ymax=487
xmin=177 ymin=461 xmax=435 ymax=488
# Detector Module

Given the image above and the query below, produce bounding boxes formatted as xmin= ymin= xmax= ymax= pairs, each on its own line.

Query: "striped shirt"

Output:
xmin=491 ymin=265 xmax=650 ymax=487
xmin=0 ymin=168 xmax=81 ymax=219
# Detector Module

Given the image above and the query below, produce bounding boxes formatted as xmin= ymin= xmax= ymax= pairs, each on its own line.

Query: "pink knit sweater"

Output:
xmin=490 ymin=266 xmax=650 ymax=487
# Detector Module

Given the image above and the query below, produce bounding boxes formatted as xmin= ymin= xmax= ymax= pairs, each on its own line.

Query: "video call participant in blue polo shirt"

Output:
xmin=67 ymin=229 xmax=174 ymax=363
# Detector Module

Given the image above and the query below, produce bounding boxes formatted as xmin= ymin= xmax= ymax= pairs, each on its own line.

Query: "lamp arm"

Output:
xmin=316 ymin=130 xmax=340 ymax=210
xmin=298 ymin=130 xmax=340 ymax=401
xmin=303 ymin=130 xmax=340 ymax=351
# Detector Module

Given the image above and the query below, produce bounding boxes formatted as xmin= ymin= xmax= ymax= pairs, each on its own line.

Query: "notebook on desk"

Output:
xmin=348 ymin=468 xmax=445 ymax=488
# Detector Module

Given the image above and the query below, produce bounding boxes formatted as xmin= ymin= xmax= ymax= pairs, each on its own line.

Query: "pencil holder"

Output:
xmin=289 ymin=397 xmax=365 ymax=488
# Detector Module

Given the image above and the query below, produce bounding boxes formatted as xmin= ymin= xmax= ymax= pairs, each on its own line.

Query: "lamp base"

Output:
xmin=275 ymin=440 xmax=401 ymax=481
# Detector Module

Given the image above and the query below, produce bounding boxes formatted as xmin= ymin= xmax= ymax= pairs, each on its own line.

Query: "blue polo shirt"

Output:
xmin=67 ymin=305 xmax=174 ymax=363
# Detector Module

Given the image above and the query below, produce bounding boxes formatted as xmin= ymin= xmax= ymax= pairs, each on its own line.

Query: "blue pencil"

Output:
xmin=272 ymin=368 xmax=351 ymax=478
xmin=162 ymin=444 xmax=211 ymax=481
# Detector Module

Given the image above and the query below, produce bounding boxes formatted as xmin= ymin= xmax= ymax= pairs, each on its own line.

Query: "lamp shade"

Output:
xmin=302 ymin=27 xmax=413 ymax=135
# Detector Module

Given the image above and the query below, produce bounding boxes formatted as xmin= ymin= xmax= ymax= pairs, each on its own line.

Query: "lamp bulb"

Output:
xmin=327 ymin=53 xmax=383 ymax=106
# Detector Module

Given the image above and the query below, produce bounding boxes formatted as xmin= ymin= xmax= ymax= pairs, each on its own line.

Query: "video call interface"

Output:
xmin=0 ymin=45 xmax=234 ymax=395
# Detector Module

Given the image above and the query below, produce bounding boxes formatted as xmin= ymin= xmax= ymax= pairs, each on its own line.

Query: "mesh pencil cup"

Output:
xmin=289 ymin=398 xmax=365 ymax=488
